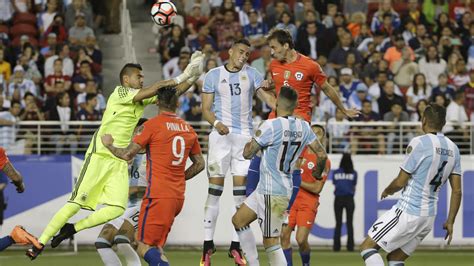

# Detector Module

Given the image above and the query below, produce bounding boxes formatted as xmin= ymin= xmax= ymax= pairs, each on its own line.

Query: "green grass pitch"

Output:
xmin=1 ymin=248 xmax=473 ymax=266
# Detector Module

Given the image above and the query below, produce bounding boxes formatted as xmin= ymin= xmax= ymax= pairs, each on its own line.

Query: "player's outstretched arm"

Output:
xmin=307 ymin=139 xmax=328 ymax=180
xmin=321 ymin=81 xmax=360 ymax=119
xmin=185 ymin=153 xmax=205 ymax=180
xmin=202 ymin=93 xmax=229 ymax=135
xmin=243 ymin=139 xmax=262 ymax=160
xmin=2 ymin=162 xmax=25 ymax=193
xmin=101 ymin=134 xmax=142 ymax=161
xmin=381 ymin=169 xmax=411 ymax=199
xmin=444 ymin=173 xmax=462 ymax=245
xmin=256 ymin=87 xmax=276 ymax=110
xmin=133 ymin=79 xmax=177 ymax=103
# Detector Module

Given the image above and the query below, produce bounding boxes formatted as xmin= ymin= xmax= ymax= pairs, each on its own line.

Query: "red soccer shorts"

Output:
xmin=288 ymin=199 xmax=319 ymax=229
xmin=137 ymin=198 xmax=184 ymax=247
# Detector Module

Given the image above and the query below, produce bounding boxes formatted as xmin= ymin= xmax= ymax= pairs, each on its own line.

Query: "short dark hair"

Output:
xmin=54 ymin=58 xmax=63 ymax=64
xmin=266 ymin=28 xmax=294 ymax=49
xmin=10 ymin=100 xmax=21 ymax=108
xmin=23 ymin=92 xmax=35 ymax=100
xmin=362 ymin=99 xmax=372 ymax=105
xmin=423 ymin=104 xmax=446 ymax=131
xmin=278 ymin=85 xmax=298 ymax=110
xmin=119 ymin=63 xmax=142 ymax=85
xmin=80 ymin=60 xmax=90 ymax=67
xmin=157 ymin=86 xmax=178 ymax=110
xmin=85 ymin=93 xmax=97 ymax=102
xmin=339 ymin=153 xmax=354 ymax=173
xmin=233 ymin=38 xmax=251 ymax=47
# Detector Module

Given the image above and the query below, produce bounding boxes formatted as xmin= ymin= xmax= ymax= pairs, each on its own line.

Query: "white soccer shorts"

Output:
xmin=368 ymin=206 xmax=434 ymax=255
xmin=107 ymin=203 xmax=141 ymax=230
xmin=244 ymin=191 xmax=289 ymax=238
xmin=207 ymin=131 xmax=251 ymax=177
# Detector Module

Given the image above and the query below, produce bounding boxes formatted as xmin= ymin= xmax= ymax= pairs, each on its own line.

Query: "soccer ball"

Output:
xmin=151 ymin=0 xmax=177 ymax=26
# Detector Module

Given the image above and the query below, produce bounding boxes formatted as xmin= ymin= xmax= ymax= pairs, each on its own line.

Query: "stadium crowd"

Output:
xmin=151 ymin=0 xmax=474 ymax=154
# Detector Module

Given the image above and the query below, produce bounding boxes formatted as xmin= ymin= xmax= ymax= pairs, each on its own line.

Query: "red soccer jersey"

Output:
xmin=268 ymin=53 xmax=327 ymax=121
xmin=296 ymin=150 xmax=331 ymax=205
xmin=133 ymin=112 xmax=202 ymax=199
xmin=0 ymin=147 xmax=8 ymax=170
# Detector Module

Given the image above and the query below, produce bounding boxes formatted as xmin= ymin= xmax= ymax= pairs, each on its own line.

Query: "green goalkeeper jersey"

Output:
xmin=86 ymin=86 xmax=156 ymax=158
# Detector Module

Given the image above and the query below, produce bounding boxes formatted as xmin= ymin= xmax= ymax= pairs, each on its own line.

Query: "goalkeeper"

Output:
xmin=26 ymin=51 xmax=206 ymax=260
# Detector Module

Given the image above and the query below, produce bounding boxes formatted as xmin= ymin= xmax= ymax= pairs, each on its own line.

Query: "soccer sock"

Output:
xmin=115 ymin=235 xmax=141 ymax=266
xmin=246 ymin=155 xmax=261 ymax=196
xmin=300 ymin=250 xmax=310 ymax=266
xmin=236 ymin=226 xmax=259 ymax=266
xmin=266 ymin=244 xmax=286 ymax=266
xmin=204 ymin=184 xmax=223 ymax=241
xmin=361 ymin=248 xmax=385 ymax=266
xmin=0 ymin=236 xmax=14 ymax=251
xmin=39 ymin=202 xmax=81 ymax=244
xmin=232 ymin=186 xmax=246 ymax=243
xmin=283 ymin=248 xmax=293 ymax=266
xmin=75 ymin=205 xmax=123 ymax=232
xmin=144 ymin=247 xmax=169 ymax=266
xmin=287 ymin=170 xmax=301 ymax=210
xmin=388 ymin=261 xmax=405 ymax=266
xmin=95 ymin=237 xmax=122 ymax=266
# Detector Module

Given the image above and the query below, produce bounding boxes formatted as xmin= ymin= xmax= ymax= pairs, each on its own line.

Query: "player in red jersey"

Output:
xmin=101 ymin=87 xmax=205 ymax=266
xmin=280 ymin=125 xmax=331 ymax=266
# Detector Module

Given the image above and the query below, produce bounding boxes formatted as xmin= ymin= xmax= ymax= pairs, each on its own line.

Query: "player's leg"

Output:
xmin=230 ymin=175 xmax=249 ymax=264
xmin=115 ymin=220 xmax=141 ymax=266
xmin=295 ymin=227 xmax=312 ymax=266
xmin=287 ymin=159 xmax=302 ymax=210
xmin=232 ymin=193 xmax=260 ymax=266
xmin=137 ymin=242 xmax=168 ymax=266
xmin=333 ymin=197 xmax=343 ymax=251
xmin=281 ymin=205 xmax=297 ymax=266
xmin=359 ymin=237 xmax=384 ymax=266
xmin=386 ymin=249 xmax=409 ymax=266
xmin=95 ymin=223 xmax=122 ymax=266
xmin=202 ymin=132 xmax=231 ymax=263
xmin=345 ymin=197 xmax=355 ymax=251
xmin=261 ymin=195 xmax=289 ymax=266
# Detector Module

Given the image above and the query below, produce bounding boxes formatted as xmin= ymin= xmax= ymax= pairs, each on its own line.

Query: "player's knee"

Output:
xmin=232 ymin=214 xmax=246 ymax=229
xmin=295 ymin=235 xmax=308 ymax=247
xmin=97 ymin=224 xmax=117 ymax=244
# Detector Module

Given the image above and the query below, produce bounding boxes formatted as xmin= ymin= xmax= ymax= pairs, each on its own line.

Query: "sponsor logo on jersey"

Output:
xmin=284 ymin=71 xmax=291 ymax=80
xmin=295 ymin=71 xmax=304 ymax=81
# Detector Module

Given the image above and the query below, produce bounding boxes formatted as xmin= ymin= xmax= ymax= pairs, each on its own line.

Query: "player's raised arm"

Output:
xmin=101 ymin=134 xmax=142 ymax=161
xmin=320 ymin=81 xmax=360 ymax=119
xmin=307 ymin=138 xmax=328 ymax=180
xmin=256 ymin=84 xmax=277 ymax=110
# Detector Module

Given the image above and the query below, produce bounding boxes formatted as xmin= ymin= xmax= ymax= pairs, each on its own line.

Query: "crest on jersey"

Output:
xmin=407 ymin=146 xmax=413 ymax=154
xmin=241 ymin=75 xmax=247 ymax=81
xmin=307 ymin=162 xmax=315 ymax=169
xmin=295 ymin=71 xmax=304 ymax=81
xmin=255 ymin=130 xmax=262 ymax=137
xmin=284 ymin=70 xmax=291 ymax=80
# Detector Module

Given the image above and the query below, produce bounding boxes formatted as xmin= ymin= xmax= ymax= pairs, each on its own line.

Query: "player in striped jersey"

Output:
xmin=95 ymin=118 xmax=147 ymax=266
xmin=201 ymin=39 xmax=276 ymax=266
xmin=360 ymin=104 xmax=462 ymax=266
xmin=232 ymin=86 xmax=328 ymax=266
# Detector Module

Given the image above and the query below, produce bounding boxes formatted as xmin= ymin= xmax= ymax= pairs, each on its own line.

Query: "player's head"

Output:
xmin=156 ymin=86 xmax=178 ymax=112
xmin=276 ymin=85 xmax=298 ymax=115
xmin=120 ymin=63 xmax=143 ymax=89
xmin=228 ymin=39 xmax=251 ymax=70
xmin=266 ymin=28 xmax=294 ymax=62
xmin=311 ymin=124 xmax=326 ymax=144
xmin=422 ymin=104 xmax=446 ymax=133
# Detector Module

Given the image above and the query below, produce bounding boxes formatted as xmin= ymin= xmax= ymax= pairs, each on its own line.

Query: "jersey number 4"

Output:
xmin=172 ymin=136 xmax=185 ymax=165
xmin=279 ymin=141 xmax=301 ymax=173
xmin=429 ymin=161 xmax=447 ymax=192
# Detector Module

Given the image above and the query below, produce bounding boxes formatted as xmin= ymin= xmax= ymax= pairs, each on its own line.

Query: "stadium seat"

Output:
xmin=10 ymin=23 xmax=38 ymax=39
xmin=0 ymin=25 xmax=8 ymax=34
xmin=13 ymin=12 xmax=37 ymax=25
xmin=11 ymin=35 xmax=39 ymax=47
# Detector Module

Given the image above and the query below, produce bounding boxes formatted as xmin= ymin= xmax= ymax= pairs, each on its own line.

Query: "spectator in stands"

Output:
xmin=184 ymin=89 xmax=202 ymax=122
xmin=419 ymin=45 xmax=447 ymax=88
xmin=189 ymin=26 xmax=217 ymax=52
xmin=65 ymin=0 xmax=93 ymax=29
xmin=327 ymin=108 xmax=350 ymax=152
xmin=76 ymin=92 xmax=101 ymax=147
xmin=69 ymin=12 xmax=95 ymax=47
xmin=445 ymin=90 xmax=469 ymax=152
xmin=76 ymin=79 xmax=105 ymax=113
xmin=434 ymin=94 xmax=448 ymax=108
xmin=38 ymin=0 xmax=59 ymax=34
xmin=351 ymin=100 xmax=385 ymax=155
xmin=19 ymin=92 xmax=44 ymax=154
xmin=40 ymin=33 xmax=58 ymax=58
xmin=44 ymin=58 xmax=71 ymax=110
xmin=0 ymin=48 xmax=11 ymax=89
xmin=0 ymin=0 xmax=14 ymax=24
xmin=331 ymin=153 xmax=356 ymax=251
xmin=402 ymin=0 xmax=430 ymax=28
xmin=432 ymin=73 xmax=456 ymax=101
xmin=0 ymin=101 xmax=22 ymax=154
xmin=251 ymin=45 xmax=271 ymax=76
xmin=347 ymin=85 xmax=376 ymax=112
xmin=378 ymin=12 xmax=396 ymax=37
xmin=339 ymin=68 xmax=367 ymax=100
xmin=318 ymin=76 xmax=347 ymax=121
xmin=186 ymin=4 xmax=209 ymax=36
xmin=75 ymin=46 xmax=100 ymax=75
xmin=43 ymin=14 xmax=68 ymax=45
xmin=214 ymin=9 xmax=243 ymax=51
xmin=45 ymin=44 xmax=74 ymax=77
xmin=12 ymin=0 xmax=33 ymax=13
xmin=6 ymin=66 xmax=37 ymax=107
xmin=433 ymin=12 xmax=455 ymax=39
xmin=406 ymin=73 xmax=432 ymax=112
xmin=322 ymin=3 xmax=338 ymax=29
xmin=159 ymin=24 xmax=186 ymax=63
xmin=296 ymin=21 xmax=327 ymax=60
xmin=48 ymin=92 xmax=77 ymax=154
xmin=296 ymin=9 xmax=321 ymax=45
xmin=162 ymin=47 xmax=191 ymax=80
xmin=317 ymin=54 xmax=337 ymax=79
xmin=392 ymin=47 xmax=419 ymax=88
xmin=243 ymin=9 xmax=268 ymax=48
xmin=347 ymin=12 xmax=366 ymax=40
xmin=461 ymin=70 xmax=474 ymax=121
xmin=368 ymin=70 xmax=401 ymax=100
xmin=361 ymin=52 xmax=382 ymax=86
xmin=265 ymin=0 xmax=288 ymax=28
xmin=451 ymin=58 xmax=470 ymax=88
xmin=384 ymin=34 xmax=415 ymax=68
xmin=196 ymin=58 xmax=218 ymax=92
xmin=18 ymin=46 xmax=43 ymax=87
xmin=345 ymin=52 xmax=362 ymax=78
xmin=377 ymin=80 xmax=406 ymax=118
xmin=275 ymin=11 xmax=297 ymax=40
xmin=328 ymin=32 xmax=363 ymax=71
xmin=384 ymin=103 xmax=411 ymax=154
xmin=402 ymin=18 xmax=417 ymax=43
xmin=370 ymin=0 xmax=401 ymax=33
xmin=408 ymin=24 xmax=427 ymax=51
xmin=343 ymin=0 xmax=367 ymax=17
xmin=411 ymin=99 xmax=428 ymax=122
xmin=72 ymin=61 xmax=99 ymax=95
xmin=457 ymin=11 xmax=472 ymax=41
xmin=423 ymin=0 xmax=449 ymax=26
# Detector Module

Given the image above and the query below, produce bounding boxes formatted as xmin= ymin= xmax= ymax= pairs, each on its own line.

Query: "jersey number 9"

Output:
xmin=172 ymin=136 xmax=185 ymax=165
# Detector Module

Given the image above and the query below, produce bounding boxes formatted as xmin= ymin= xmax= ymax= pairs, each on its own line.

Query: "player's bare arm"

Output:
xmin=256 ymin=87 xmax=277 ymax=110
xmin=101 ymin=134 xmax=142 ymax=161
xmin=381 ymin=169 xmax=411 ymax=199
xmin=185 ymin=153 xmax=205 ymax=180
xmin=444 ymin=173 xmax=462 ymax=245
xmin=201 ymin=93 xmax=229 ymax=135
xmin=307 ymin=139 xmax=328 ymax=180
xmin=321 ymin=81 xmax=360 ymax=118
xmin=1 ymin=162 xmax=25 ymax=193
xmin=243 ymin=139 xmax=262 ymax=160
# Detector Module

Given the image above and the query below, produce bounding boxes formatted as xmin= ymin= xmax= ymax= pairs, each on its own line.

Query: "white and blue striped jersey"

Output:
xmin=203 ymin=65 xmax=264 ymax=136
xmin=396 ymin=133 xmax=461 ymax=217
xmin=254 ymin=116 xmax=317 ymax=197
xmin=128 ymin=153 xmax=147 ymax=206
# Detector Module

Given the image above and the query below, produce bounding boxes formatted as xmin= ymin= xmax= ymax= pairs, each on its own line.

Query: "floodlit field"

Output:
xmin=1 ymin=248 xmax=473 ymax=266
